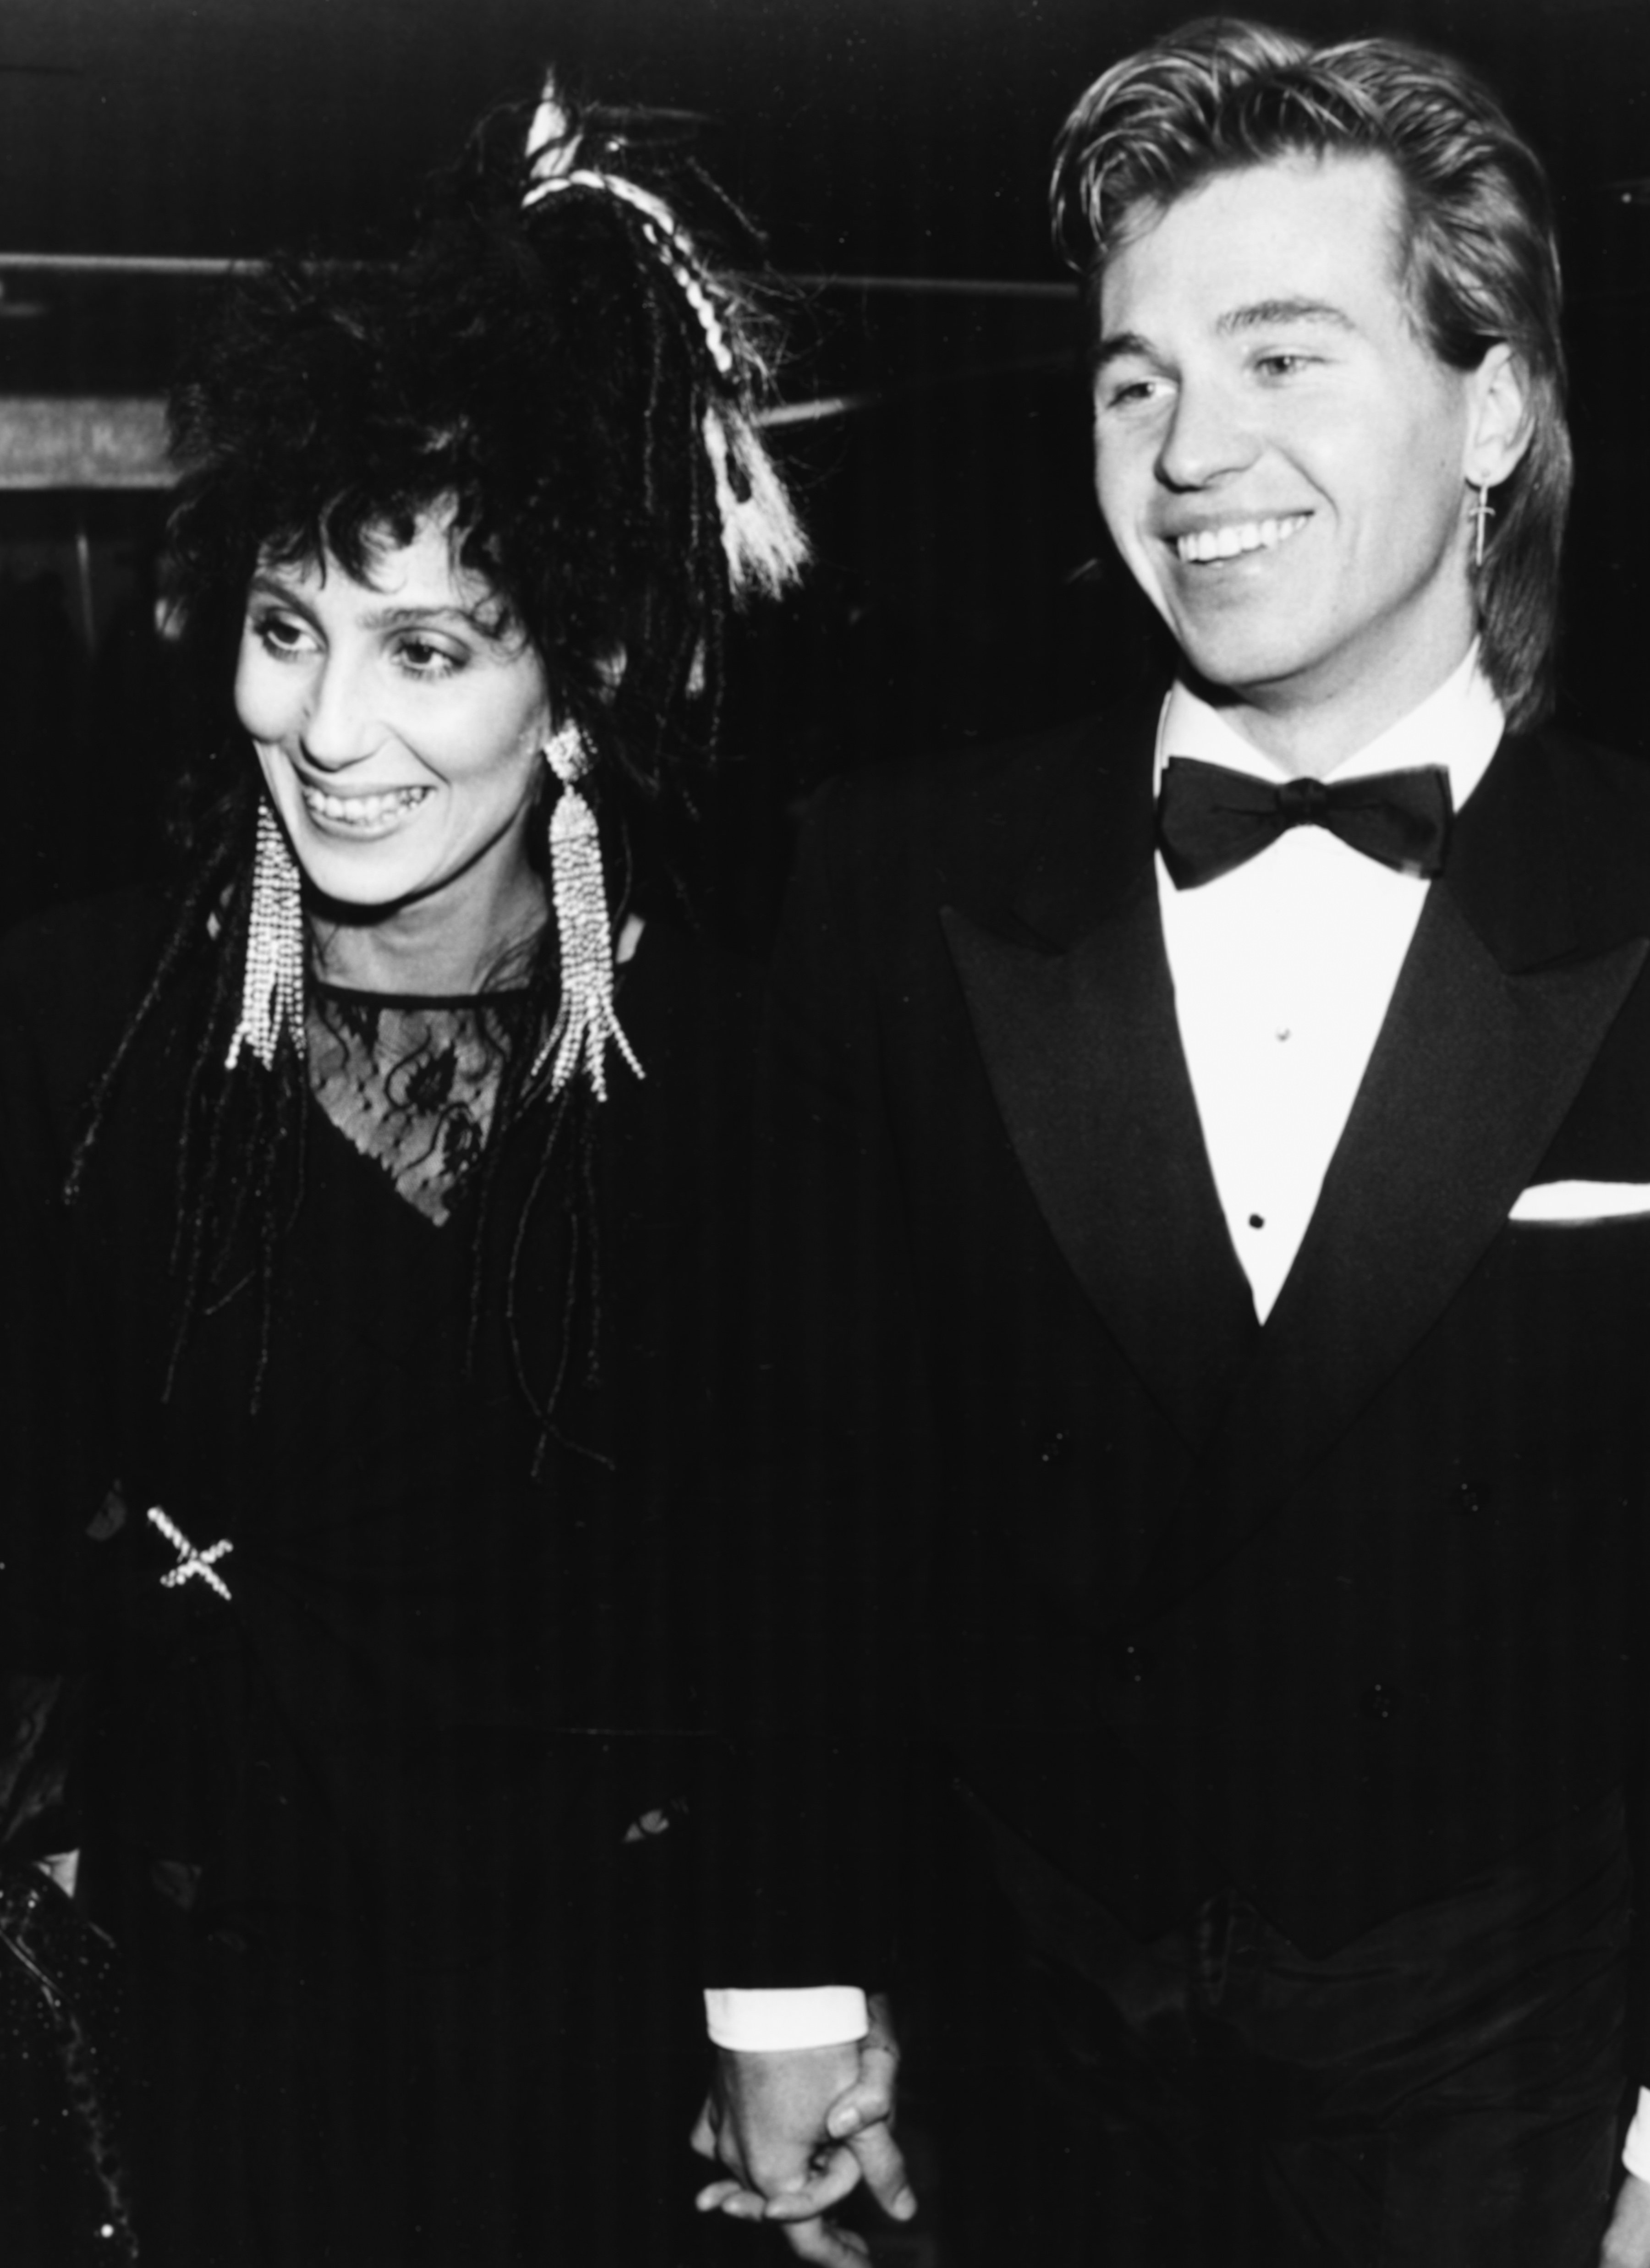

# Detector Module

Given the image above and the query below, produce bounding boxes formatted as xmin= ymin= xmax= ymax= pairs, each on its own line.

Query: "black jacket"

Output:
xmin=754 ymin=698 xmax=1650 ymax=1971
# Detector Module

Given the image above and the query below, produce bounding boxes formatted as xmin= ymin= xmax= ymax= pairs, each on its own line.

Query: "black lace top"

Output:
xmin=307 ymin=986 xmax=532 ymax=1226
xmin=0 ymin=896 xmax=758 ymax=1955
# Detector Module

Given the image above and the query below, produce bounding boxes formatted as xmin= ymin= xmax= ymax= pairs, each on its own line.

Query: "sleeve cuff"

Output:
xmin=1623 ymin=2087 xmax=1650 ymax=2181
xmin=703 ymin=1986 xmax=870 ymax=2052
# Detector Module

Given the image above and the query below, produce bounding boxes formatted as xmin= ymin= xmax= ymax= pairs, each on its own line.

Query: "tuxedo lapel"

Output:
xmin=1130 ymin=882 xmax=1647 ymax=1622
xmin=943 ymin=877 xmax=1259 ymax=1447
xmin=941 ymin=713 xmax=1647 ymax=1605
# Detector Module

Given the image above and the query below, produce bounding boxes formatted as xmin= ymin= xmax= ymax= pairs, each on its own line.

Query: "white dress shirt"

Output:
xmin=1155 ymin=647 xmax=1502 ymax=1320
xmin=1161 ymin=655 xmax=1650 ymax=2175
xmin=713 ymin=656 xmax=1650 ymax=2174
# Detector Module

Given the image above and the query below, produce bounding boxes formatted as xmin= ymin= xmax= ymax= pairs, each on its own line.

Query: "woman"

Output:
xmin=0 ymin=72 xmax=803 ymax=2267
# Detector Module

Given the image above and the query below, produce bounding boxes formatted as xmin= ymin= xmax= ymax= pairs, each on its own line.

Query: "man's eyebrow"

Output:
xmin=1093 ymin=329 xmax=1156 ymax=373
xmin=1092 ymin=297 xmax=1356 ymax=370
xmin=1217 ymin=297 xmax=1357 ymax=337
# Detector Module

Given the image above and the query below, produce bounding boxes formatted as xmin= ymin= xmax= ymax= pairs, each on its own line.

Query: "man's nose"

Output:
xmin=300 ymin=656 xmax=378 ymax=771
xmin=1155 ymin=376 xmax=1256 ymax=491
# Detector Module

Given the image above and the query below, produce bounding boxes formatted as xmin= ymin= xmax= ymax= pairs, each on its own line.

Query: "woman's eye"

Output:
xmin=251 ymin=613 xmax=315 ymax=660
xmin=395 ymin=636 xmax=464 ymax=679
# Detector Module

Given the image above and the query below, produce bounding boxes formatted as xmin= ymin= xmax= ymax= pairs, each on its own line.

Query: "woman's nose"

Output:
xmin=299 ymin=656 xmax=378 ymax=771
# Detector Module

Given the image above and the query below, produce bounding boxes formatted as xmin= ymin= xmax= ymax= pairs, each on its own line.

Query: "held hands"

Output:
xmin=691 ymin=1993 xmax=916 ymax=2266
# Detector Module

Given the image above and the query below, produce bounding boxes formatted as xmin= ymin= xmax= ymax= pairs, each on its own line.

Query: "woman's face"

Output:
xmin=234 ymin=514 xmax=551 ymax=934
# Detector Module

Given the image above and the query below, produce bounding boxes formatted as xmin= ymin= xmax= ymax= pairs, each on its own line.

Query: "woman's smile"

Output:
xmin=233 ymin=509 xmax=554 ymax=986
xmin=296 ymin=781 xmax=436 ymax=834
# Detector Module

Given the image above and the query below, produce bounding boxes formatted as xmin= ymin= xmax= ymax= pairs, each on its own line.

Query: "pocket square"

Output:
xmin=1508 ymin=1179 xmax=1650 ymax=1224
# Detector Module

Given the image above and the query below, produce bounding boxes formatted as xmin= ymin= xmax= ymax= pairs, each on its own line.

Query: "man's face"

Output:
xmin=1092 ymin=154 xmax=1489 ymax=750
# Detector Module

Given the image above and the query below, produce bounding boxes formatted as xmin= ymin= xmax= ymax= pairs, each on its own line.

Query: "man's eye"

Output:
xmin=1105 ymin=377 xmax=1166 ymax=411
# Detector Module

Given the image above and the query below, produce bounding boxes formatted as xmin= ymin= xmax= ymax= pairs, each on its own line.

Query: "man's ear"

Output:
xmin=1464 ymin=342 xmax=1533 ymax=487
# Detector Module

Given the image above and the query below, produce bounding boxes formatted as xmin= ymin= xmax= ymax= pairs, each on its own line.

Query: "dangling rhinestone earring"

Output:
xmin=531 ymin=718 xmax=643 ymax=1100
xmin=1470 ymin=482 xmax=1496 ymax=571
xmin=225 ymin=800 xmax=305 ymax=1071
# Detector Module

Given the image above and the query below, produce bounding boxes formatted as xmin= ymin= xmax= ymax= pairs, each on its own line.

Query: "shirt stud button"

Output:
xmin=1358 ymin=1683 xmax=1401 ymax=1722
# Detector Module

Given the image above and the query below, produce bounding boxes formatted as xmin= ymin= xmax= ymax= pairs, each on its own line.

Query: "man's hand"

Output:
xmin=1602 ymin=2173 xmax=1650 ymax=2267
xmin=691 ymin=1992 xmax=916 ymax=2264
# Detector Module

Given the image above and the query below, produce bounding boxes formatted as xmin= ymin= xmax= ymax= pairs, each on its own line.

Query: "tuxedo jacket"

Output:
xmin=758 ymin=696 xmax=1650 ymax=1967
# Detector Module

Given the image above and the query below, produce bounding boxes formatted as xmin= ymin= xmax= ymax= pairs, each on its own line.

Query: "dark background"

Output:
xmin=0 ymin=0 xmax=1644 ymax=928
xmin=0 ymin=10 xmax=1642 ymax=2259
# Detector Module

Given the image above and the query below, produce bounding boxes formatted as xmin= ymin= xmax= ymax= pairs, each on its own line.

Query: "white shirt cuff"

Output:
xmin=1623 ymin=2087 xmax=1650 ymax=2181
xmin=703 ymin=1986 xmax=870 ymax=2052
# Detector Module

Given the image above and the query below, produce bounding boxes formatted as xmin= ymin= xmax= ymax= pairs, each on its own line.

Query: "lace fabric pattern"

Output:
xmin=307 ymin=988 xmax=531 ymax=1227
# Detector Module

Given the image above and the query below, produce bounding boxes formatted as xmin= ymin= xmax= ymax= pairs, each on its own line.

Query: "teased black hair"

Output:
xmin=69 ymin=77 xmax=805 ymax=1441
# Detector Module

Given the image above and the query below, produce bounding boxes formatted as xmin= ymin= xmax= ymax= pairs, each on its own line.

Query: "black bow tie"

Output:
xmin=1157 ymin=756 xmax=1454 ymax=890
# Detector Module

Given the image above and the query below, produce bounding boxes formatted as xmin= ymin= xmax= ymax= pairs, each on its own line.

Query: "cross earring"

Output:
xmin=1470 ymin=483 xmax=1495 ymax=570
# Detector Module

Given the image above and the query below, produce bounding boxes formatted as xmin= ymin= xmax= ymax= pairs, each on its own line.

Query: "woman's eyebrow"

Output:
xmin=243 ymin=575 xmax=492 ymax=634
xmin=245 ymin=570 xmax=314 ymax=611
xmin=356 ymin=603 xmax=488 ymax=631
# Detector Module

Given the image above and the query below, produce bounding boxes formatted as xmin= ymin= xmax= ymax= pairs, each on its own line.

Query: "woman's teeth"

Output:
xmin=301 ymin=786 xmax=430 ymax=827
xmin=1175 ymin=514 xmax=1310 ymax=564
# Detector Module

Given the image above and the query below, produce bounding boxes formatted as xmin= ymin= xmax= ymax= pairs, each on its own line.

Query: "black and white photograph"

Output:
xmin=1 ymin=2 xmax=1648 ymax=2262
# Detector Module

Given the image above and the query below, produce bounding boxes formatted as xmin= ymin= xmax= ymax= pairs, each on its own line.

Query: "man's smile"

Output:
xmin=1171 ymin=514 xmax=1312 ymax=565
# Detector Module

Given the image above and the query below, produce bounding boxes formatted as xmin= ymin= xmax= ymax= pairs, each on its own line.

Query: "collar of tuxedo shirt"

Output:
xmin=1154 ymin=645 xmax=1506 ymax=845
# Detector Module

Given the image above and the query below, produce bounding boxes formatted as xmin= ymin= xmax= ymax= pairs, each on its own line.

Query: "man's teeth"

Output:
xmin=1174 ymin=514 xmax=1310 ymax=564
xmin=302 ymin=786 xmax=430 ymax=826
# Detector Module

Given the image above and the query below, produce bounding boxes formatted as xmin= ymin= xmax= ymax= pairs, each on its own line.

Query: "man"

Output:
xmin=695 ymin=22 xmax=1650 ymax=2265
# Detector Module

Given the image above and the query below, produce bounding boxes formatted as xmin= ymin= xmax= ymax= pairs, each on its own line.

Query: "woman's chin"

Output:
xmin=292 ymin=840 xmax=434 ymax=915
